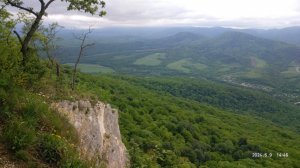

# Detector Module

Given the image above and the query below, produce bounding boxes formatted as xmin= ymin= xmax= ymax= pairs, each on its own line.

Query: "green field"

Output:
xmin=167 ymin=59 xmax=191 ymax=73
xmin=65 ymin=63 xmax=115 ymax=73
xmin=236 ymin=57 xmax=268 ymax=79
xmin=167 ymin=59 xmax=207 ymax=73
xmin=114 ymin=55 xmax=136 ymax=60
xmin=193 ymin=62 xmax=208 ymax=71
xmin=250 ymin=57 xmax=267 ymax=68
xmin=243 ymin=70 xmax=264 ymax=78
xmin=281 ymin=66 xmax=300 ymax=77
xmin=134 ymin=53 xmax=166 ymax=66
xmin=217 ymin=64 xmax=240 ymax=72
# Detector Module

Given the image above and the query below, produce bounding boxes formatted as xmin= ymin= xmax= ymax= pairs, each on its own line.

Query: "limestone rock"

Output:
xmin=53 ymin=100 xmax=128 ymax=168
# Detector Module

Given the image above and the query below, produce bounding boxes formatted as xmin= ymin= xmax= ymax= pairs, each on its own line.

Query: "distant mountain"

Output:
xmin=240 ymin=27 xmax=300 ymax=46
xmin=59 ymin=30 xmax=300 ymax=69
xmin=160 ymin=32 xmax=204 ymax=42
xmin=195 ymin=31 xmax=300 ymax=66
xmin=57 ymin=30 xmax=300 ymax=94
xmin=58 ymin=26 xmax=300 ymax=47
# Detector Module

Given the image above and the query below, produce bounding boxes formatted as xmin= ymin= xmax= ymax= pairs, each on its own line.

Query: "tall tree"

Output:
xmin=2 ymin=0 xmax=106 ymax=65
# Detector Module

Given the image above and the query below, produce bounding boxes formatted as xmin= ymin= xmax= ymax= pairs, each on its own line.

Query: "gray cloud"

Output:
xmin=4 ymin=0 xmax=300 ymax=29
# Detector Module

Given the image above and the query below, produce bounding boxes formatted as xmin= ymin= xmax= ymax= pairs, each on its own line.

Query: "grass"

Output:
xmin=0 ymin=80 xmax=88 ymax=167
xmin=193 ymin=63 xmax=208 ymax=71
xmin=250 ymin=57 xmax=267 ymax=68
xmin=167 ymin=59 xmax=207 ymax=73
xmin=167 ymin=59 xmax=191 ymax=73
xmin=243 ymin=70 xmax=264 ymax=79
xmin=134 ymin=53 xmax=166 ymax=66
xmin=281 ymin=66 xmax=300 ymax=77
xmin=65 ymin=63 xmax=115 ymax=74
xmin=217 ymin=64 xmax=239 ymax=72
xmin=238 ymin=57 xmax=268 ymax=79
xmin=114 ymin=55 xmax=137 ymax=60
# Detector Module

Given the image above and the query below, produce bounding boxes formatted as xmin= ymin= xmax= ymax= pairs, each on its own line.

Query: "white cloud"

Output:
xmin=5 ymin=0 xmax=300 ymax=28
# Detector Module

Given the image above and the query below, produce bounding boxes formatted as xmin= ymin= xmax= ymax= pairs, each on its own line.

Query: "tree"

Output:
xmin=0 ymin=7 xmax=22 ymax=84
xmin=39 ymin=23 xmax=62 ymax=66
xmin=2 ymin=0 xmax=106 ymax=65
xmin=39 ymin=23 xmax=62 ymax=76
xmin=71 ymin=28 xmax=94 ymax=91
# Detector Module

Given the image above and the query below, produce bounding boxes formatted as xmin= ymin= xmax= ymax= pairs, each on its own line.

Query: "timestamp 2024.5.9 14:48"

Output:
xmin=252 ymin=152 xmax=289 ymax=158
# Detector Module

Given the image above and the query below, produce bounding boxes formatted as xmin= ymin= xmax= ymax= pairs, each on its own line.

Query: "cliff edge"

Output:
xmin=52 ymin=100 xmax=128 ymax=168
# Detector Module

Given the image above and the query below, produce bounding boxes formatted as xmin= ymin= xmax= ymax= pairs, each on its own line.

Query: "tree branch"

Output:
xmin=82 ymin=43 xmax=95 ymax=49
xmin=39 ymin=0 xmax=45 ymax=8
xmin=6 ymin=0 xmax=38 ymax=17
xmin=13 ymin=30 xmax=23 ymax=45
xmin=45 ymin=0 xmax=55 ymax=9
xmin=72 ymin=27 xmax=94 ymax=90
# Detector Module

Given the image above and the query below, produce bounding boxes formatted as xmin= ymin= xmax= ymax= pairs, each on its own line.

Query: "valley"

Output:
xmin=2 ymin=13 xmax=300 ymax=167
xmin=2 ymin=0 xmax=300 ymax=167
xmin=57 ymin=28 xmax=300 ymax=105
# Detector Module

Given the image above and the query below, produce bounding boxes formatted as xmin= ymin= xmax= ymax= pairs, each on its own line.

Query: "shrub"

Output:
xmin=39 ymin=108 xmax=79 ymax=143
xmin=3 ymin=118 xmax=36 ymax=152
xmin=37 ymin=133 xmax=88 ymax=167
xmin=15 ymin=150 xmax=30 ymax=161
xmin=37 ymin=134 xmax=65 ymax=165
xmin=59 ymin=151 xmax=89 ymax=168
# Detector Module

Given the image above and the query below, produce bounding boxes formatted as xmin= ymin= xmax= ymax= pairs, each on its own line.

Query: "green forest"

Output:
xmin=1 ymin=2 xmax=300 ymax=168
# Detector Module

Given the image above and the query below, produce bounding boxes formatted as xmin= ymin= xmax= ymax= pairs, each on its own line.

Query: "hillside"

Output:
xmin=121 ymin=76 xmax=300 ymax=131
xmin=57 ymin=31 xmax=300 ymax=99
xmin=58 ymin=31 xmax=300 ymax=76
xmin=0 ymin=12 xmax=129 ymax=167
xmin=2 ymin=6 xmax=300 ymax=167
xmin=74 ymin=73 xmax=300 ymax=167
xmin=2 ymin=49 xmax=300 ymax=167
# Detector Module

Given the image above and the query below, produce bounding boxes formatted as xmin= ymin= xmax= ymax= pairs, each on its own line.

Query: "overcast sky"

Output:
xmin=6 ymin=0 xmax=300 ymax=29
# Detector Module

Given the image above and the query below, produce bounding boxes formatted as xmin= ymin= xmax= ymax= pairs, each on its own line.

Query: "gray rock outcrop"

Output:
xmin=52 ymin=100 xmax=128 ymax=168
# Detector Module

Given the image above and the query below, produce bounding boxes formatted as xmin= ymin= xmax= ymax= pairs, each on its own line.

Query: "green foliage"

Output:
xmin=37 ymin=133 xmax=87 ymax=167
xmin=1 ymin=8 xmax=300 ymax=167
xmin=0 ymin=10 xmax=22 ymax=85
xmin=167 ymin=59 xmax=192 ymax=73
xmin=74 ymin=74 xmax=300 ymax=167
xmin=0 ymin=65 xmax=86 ymax=167
xmin=37 ymin=134 xmax=64 ymax=165
xmin=65 ymin=63 xmax=115 ymax=74
xmin=15 ymin=150 xmax=30 ymax=161
xmin=3 ymin=117 xmax=36 ymax=152
xmin=64 ymin=0 xmax=106 ymax=16
xmin=57 ymin=31 xmax=300 ymax=105
xmin=123 ymin=76 xmax=300 ymax=132
xmin=134 ymin=53 xmax=166 ymax=66
xmin=0 ymin=11 xmax=47 ymax=88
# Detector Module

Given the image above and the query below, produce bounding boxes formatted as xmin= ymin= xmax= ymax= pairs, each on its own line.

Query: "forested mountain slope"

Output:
xmin=58 ymin=31 xmax=300 ymax=79
xmin=1 ymin=6 xmax=300 ymax=167
xmin=74 ymin=73 xmax=300 ymax=167
xmin=121 ymin=76 xmax=300 ymax=132
xmin=57 ymin=31 xmax=300 ymax=103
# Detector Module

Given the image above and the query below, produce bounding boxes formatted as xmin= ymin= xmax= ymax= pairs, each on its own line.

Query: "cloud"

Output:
xmin=4 ymin=0 xmax=300 ymax=28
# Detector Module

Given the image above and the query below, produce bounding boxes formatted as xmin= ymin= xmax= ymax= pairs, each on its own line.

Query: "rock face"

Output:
xmin=53 ymin=100 xmax=128 ymax=168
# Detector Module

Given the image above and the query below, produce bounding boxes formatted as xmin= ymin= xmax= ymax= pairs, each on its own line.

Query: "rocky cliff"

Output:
xmin=52 ymin=100 xmax=128 ymax=168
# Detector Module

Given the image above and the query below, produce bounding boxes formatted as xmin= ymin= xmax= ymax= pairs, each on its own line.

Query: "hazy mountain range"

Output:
xmin=57 ymin=27 xmax=300 ymax=95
